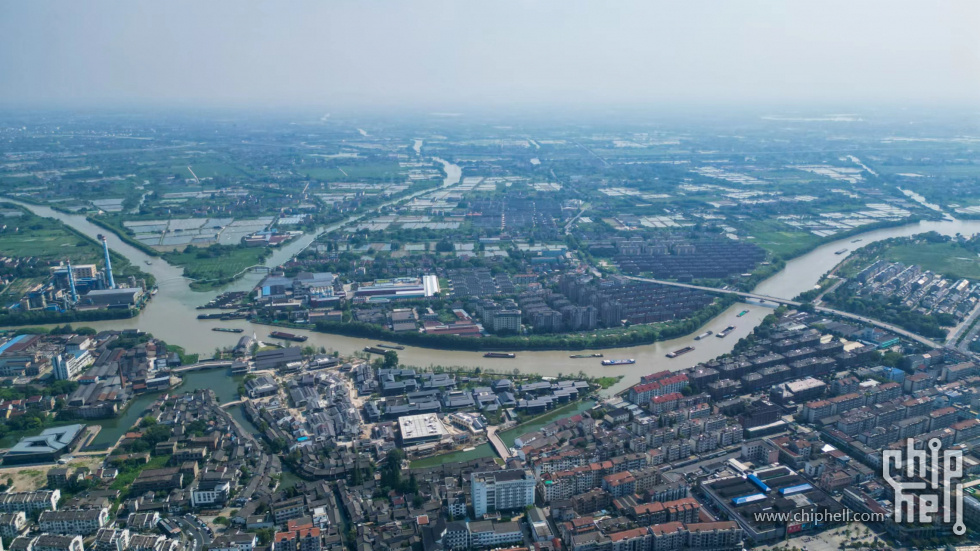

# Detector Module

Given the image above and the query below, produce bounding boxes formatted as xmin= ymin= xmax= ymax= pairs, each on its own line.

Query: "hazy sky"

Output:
xmin=0 ymin=1 xmax=977 ymax=110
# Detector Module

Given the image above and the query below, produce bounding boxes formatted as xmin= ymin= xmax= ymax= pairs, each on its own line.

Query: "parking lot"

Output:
xmin=757 ymin=523 xmax=883 ymax=551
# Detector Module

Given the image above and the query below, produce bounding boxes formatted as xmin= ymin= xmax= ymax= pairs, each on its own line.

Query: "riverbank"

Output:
xmin=85 ymin=216 xmax=162 ymax=257
xmin=0 ymin=305 xmax=143 ymax=328
xmin=253 ymin=294 xmax=740 ymax=353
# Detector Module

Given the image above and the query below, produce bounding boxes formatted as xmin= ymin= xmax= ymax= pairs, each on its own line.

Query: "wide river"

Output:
xmin=6 ymin=168 xmax=980 ymax=403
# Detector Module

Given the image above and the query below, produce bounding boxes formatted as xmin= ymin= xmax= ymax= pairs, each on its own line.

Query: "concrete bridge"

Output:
xmin=170 ymin=360 xmax=234 ymax=373
xmin=486 ymin=426 xmax=513 ymax=460
xmin=625 ymin=276 xmax=943 ymax=349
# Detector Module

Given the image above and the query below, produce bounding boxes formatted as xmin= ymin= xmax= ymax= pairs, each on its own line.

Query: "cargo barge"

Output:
xmin=666 ymin=346 xmax=695 ymax=358
xmin=269 ymin=331 xmax=308 ymax=342
xmin=602 ymin=359 xmax=635 ymax=366
xmin=716 ymin=325 xmax=736 ymax=338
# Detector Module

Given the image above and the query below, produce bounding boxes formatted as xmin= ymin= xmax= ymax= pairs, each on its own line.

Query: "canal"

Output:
xmin=82 ymin=368 xmax=245 ymax=449
xmin=5 ymin=179 xmax=980 ymax=449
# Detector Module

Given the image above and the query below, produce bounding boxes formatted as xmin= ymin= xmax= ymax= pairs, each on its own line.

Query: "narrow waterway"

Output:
xmin=80 ymin=368 xmax=246 ymax=449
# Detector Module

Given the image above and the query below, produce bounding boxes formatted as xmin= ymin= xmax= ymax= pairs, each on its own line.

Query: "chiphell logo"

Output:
xmin=882 ymin=438 xmax=965 ymax=535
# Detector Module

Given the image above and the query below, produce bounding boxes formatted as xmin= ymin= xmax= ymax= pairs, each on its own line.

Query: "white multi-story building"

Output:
xmin=33 ymin=534 xmax=84 ymax=551
xmin=210 ymin=533 xmax=258 ymax=551
xmin=470 ymin=469 xmax=536 ymax=517
xmin=468 ymin=520 xmax=523 ymax=548
xmin=52 ymin=352 xmax=93 ymax=381
xmin=0 ymin=491 xmax=60 ymax=514
xmin=93 ymin=528 xmax=130 ymax=551
xmin=125 ymin=512 xmax=159 ymax=532
xmin=0 ymin=511 xmax=27 ymax=539
xmin=490 ymin=310 xmax=522 ymax=333
xmin=191 ymin=481 xmax=231 ymax=508
xmin=39 ymin=508 xmax=108 ymax=536
xmin=128 ymin=534 xmax=178 ymax=551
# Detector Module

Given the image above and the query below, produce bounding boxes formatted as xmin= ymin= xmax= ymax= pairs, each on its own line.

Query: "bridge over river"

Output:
xmin=625 ymin=276 xmax=943 ymax=350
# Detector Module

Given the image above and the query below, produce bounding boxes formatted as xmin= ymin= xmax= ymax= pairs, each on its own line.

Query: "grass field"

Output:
xmin=0 ymin=206 xmax=104 ymax=264
xmin=183 ymin=162 xmax=252 ymax=179
xmin=163 ymin=246 xmax=270 ymax=281
xmin=301 ymin=162 xmax=404 ymax=182
xmin=0 ymin=277 xmax=47 ymax=302
xmin=742 ymin=219 xmax=822 ymax=258
xmin=883 ymin=242 xmax=980 ymax=280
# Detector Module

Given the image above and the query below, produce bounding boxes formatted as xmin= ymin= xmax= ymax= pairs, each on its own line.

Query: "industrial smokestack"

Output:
xmin=99 ymin=234 xmax=115 ymax=289
xmin=66 ymin=260 xmax=78 ymax=302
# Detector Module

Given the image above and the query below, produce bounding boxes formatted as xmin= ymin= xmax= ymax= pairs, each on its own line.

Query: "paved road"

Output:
xmin=813 ymin=278 xmax=846 ymax=306
xmin=563 ymin=204 xmax=588 ymax=234
xmin=624 ymin=275 xmax=943 ymax=349
xmin=948 ymin=299 xmax=980 ymax=351
xmin=175 ymin=517 xmax=211 ymax=551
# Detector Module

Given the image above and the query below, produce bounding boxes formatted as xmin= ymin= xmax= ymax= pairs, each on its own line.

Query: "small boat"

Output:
xmin=601 ymin=359 xmax=635 ymax=366
xmin=144 ymin=260 xmax=152 ymax=265
xmin=694 ymin=331 xmax=713 ymax=340
xmin=483 ymin=352 xmax=516 ymax=359
xmin=462 ymin=446 xmax=476 ymax=452
xmin=716 ymin=325 xmax=736 ymax=338
xmin=666 ymin=346 xmax=695 ymax=358
xmin=269 ymin=331 xmax=308 ymax=342
xmin=737 ymin=310 xmax=749 ymax=317
xmin=150 ymin=289 xmax=158 ymax=295
xmin=570 ymin=353 xmax=604 ymax=359
xmin=851 ymin=238 xmax=862 ymax=243
xmin=835 ymin=248 xmax=848 ymax=255
xmin=213 ymin=327 xmax=244 ymax=333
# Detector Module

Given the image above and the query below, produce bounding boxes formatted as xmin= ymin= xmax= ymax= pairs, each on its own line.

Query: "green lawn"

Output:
xmin=883 ymin=242 xmax=980 ymax=280
xmin=741 ymin=219 xmax=822 ymax=259
xmin=163 ymin=245 xmax=270 ymax=281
